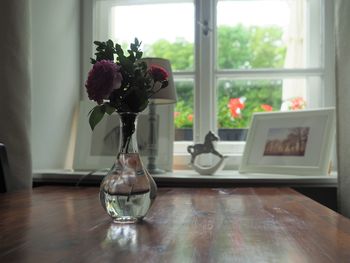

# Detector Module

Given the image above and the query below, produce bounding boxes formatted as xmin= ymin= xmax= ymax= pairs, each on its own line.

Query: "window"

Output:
xmin=92 ymin=0 xmax=335 ymax=169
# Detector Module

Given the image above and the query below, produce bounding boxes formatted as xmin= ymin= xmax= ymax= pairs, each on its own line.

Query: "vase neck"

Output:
xmin=118 ymin=112 xmax=138 ymax=154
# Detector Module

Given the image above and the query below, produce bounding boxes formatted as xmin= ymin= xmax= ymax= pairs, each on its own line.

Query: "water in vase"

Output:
xmin=100 ymin=153 xmax=156 ymax=223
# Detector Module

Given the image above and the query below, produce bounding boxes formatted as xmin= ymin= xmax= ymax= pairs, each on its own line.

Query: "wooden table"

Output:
xmin=1 ymin=187 xmax=350 ymax=263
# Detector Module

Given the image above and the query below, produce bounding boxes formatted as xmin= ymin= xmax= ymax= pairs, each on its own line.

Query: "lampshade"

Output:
xmin=142 ymin=57 xmax=177 ymax=105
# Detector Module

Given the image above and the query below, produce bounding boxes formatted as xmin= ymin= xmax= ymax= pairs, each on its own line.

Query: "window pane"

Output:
xmin=217 ymin=77 xmax=321 ymax=141
xmin=110 ymin=2 xmax=195 ymax=71
xmin=216 ymin=0 xmax=322 ymax=69
xmin=174 ymin=80 xmax=194 ymax=141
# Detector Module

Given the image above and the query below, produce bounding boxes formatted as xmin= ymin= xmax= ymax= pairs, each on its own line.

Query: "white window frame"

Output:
xmin=86 ymin=0 xmax=335 ymax=170
xmin=177 ymin=0 xmax=335 ymax=169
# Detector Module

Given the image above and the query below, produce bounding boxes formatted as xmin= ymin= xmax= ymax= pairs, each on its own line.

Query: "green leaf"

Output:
xmin=92 ymin=40 xmax=116 ymax=62
xmin=88 ymin=105 xmax=105 ymax=130
xmin=135 ymin=51 xmax=143 ymax=60
xmin=130 ymin=43 xmax=137 ymax=51
xmin=115 ymin=44 xmax=124 ymax=57
xmin=125 ymin=87 xmax=149 ymax=112
xmin=119 ymin=56 xmax=134 ymax=73
xmin=161 ymin=80 xmax=169 ymax=89
xmin=104 ymin=103 xmax=116 ymax=115
xmin=127 ymin=50 xmax=135 ymax=63
xmin=106 ymin=39 xmax=114 ymax=48
xmin=93 ymin=41 xmax=103 ymax=46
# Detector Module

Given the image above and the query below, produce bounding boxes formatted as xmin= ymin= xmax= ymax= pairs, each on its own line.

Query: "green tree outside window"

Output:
xmin=144 ymin=25 xmax=287 ymax=129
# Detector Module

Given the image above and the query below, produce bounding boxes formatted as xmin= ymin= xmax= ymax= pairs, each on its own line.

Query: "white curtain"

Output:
xmin=282 ymin=0 xmax=306 ymax=107
xmin=0 ymin=0 xmax=32 ymax=191
xmin=335 ymin=0 xmax=350 ymax=217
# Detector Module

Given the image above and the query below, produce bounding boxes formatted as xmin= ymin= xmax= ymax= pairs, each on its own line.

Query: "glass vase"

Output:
xmin=99 ymin=112 xmax=157 ymax=223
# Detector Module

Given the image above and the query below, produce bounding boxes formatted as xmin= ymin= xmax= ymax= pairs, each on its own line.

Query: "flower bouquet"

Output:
xmin=85 ymin=39 xmax=169 ymax=223
xmin=85 ymin=38 xmax=169 ymax=130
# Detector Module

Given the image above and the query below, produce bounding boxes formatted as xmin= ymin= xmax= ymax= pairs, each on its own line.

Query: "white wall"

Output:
xmin=31 ymin=0 xmax=81 ymax=169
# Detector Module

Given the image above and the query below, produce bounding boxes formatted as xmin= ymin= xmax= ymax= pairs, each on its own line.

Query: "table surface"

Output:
xmin=1 ymin=187 xmax=350 ymax=263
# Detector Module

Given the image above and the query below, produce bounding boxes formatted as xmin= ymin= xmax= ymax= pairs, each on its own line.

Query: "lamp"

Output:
xmin=142 ymin=58 xmax=177 ymax=174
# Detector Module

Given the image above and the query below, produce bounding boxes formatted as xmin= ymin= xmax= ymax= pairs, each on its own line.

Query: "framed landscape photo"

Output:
xmin=73 ymin=101 xmax=174 ymax=171
xmin=239 ymin=108 xmax=335 ymax=175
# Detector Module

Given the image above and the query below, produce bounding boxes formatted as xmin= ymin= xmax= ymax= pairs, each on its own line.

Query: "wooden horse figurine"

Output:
xmin=187 ymin=131 xmax=224 ymax=164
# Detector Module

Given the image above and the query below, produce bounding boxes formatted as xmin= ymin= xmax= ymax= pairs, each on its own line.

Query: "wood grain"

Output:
xmin=0 ymin=187 xmax=349 ymax=263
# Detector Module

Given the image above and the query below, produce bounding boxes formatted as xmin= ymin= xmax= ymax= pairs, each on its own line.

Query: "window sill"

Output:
xmin=33 ymin=169 xmax=337 ymax=188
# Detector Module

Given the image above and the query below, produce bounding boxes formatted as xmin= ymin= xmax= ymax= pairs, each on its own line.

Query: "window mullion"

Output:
xmin=195 ymin=0 xmax=215 ymax=144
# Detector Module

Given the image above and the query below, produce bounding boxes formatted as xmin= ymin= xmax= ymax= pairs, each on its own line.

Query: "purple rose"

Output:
xmin=85 ymin=60 xmax=122 ymax=104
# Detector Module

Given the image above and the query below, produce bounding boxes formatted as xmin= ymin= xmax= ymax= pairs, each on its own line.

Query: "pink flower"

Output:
xmin=148 ymin=65 xmax=169 ymax=82
xmin=261 ymin=104 xmax=273 ymax=111
xmin=290 ymin=97 xmax=306 ymax=110
xmin=85 ymin=60 xmax=122 ymax=104
xmin=228 ymin=98 xmax=245 ymax=118
xmin=174 ymin=111 xmax=180 ymax=118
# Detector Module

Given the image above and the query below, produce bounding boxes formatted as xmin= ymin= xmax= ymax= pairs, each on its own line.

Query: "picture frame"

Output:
xmin=73 ymin=101 xmax=174 ymax=171
xmin=239 ymin=108 xmax=335 ymax=175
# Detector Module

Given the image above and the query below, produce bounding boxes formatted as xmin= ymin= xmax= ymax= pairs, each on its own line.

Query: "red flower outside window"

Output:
xmin=228 ymin=98 xmax=245 ymax=118
xmin=187 ymin=114 xmax=193 ymax=122
xmin=261 ymin=104 xmax=273 ymax=111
